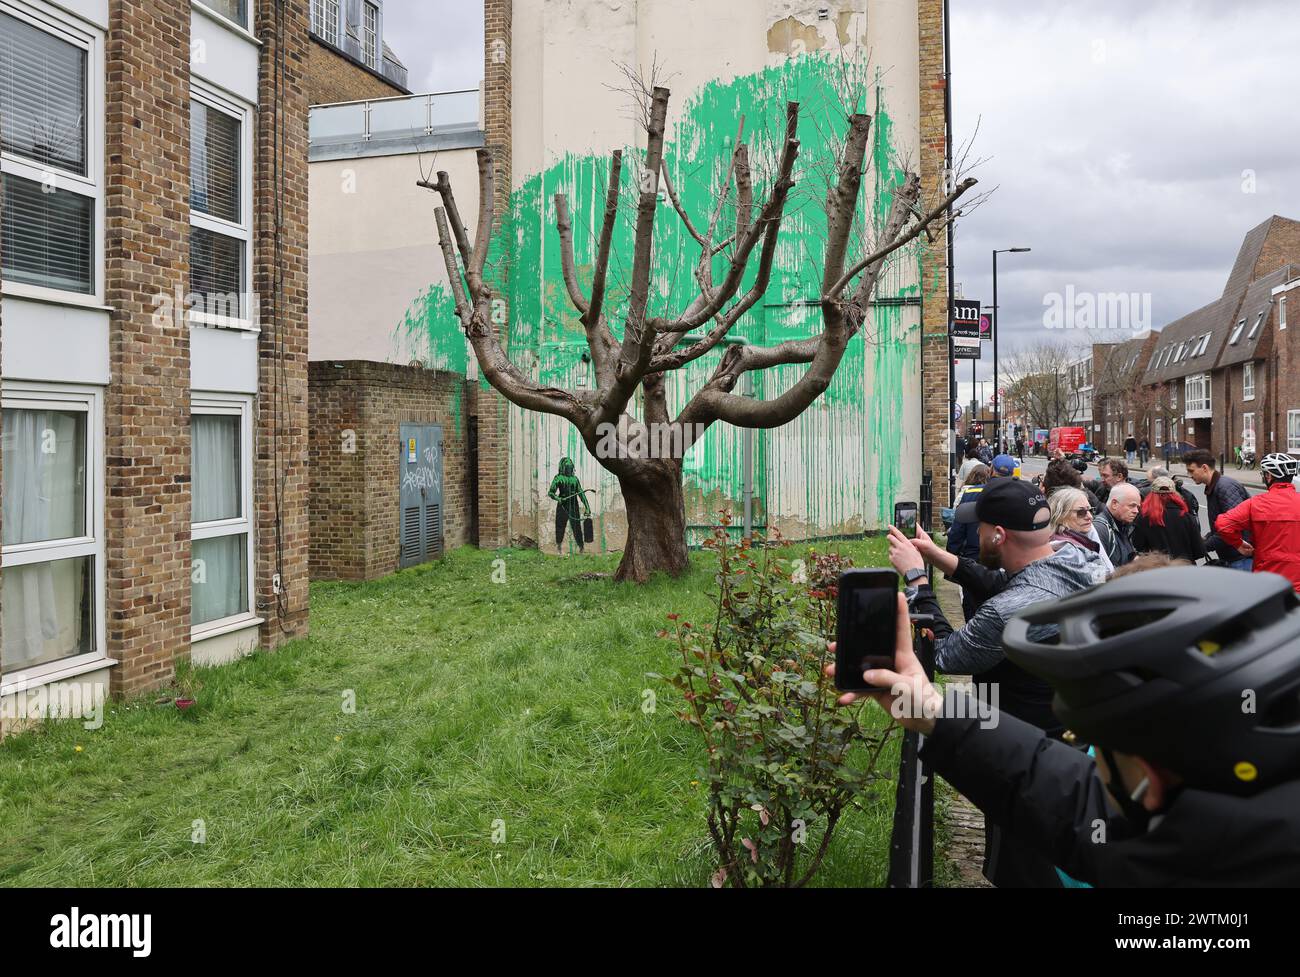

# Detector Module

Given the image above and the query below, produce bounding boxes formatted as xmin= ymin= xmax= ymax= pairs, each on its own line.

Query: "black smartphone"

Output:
xmin=894 ymin=501 xmax=918 ymax=535
xmin=835 ymin=569 xmax=900 ymax=692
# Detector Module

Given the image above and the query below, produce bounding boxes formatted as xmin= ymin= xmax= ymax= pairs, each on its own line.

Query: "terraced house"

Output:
xmin=0 ymin=0 xmax=310 ymax=734
xmin=1089 ymin=215 xmax=1300 ymax=463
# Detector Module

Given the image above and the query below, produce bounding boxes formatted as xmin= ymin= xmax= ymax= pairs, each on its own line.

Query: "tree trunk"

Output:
xmin=615 ymin=459 xmax=689 ymax=583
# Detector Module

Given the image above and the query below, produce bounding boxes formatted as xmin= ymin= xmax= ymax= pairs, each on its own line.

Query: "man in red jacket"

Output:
xmin=1215 ymin=453 xmax=1300 ymax=592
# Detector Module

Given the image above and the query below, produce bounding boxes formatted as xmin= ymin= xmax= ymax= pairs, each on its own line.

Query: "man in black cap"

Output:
xmin=886 ymin=478 xmax=1105 ymax=887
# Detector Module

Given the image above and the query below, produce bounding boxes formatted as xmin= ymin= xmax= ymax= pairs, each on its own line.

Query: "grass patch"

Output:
xmin=0 ymin=538 xmax=935 ymax=887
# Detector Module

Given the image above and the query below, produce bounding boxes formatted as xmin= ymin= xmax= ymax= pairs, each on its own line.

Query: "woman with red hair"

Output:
xmin=1131 ymin=476 xmax=1206 ymax=563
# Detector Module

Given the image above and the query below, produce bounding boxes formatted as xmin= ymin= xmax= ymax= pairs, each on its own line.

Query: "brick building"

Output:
xmin=1091 ymin=332 xmax=1158 ymax=451
xmin=1 ymin=0 xmax=309 ymax=732
xmin=304 ymin=1 xmax=479 ymax=580
xmin=308 ymin=361 xmax=474 ymax=580
xmin=306 ymin=0 xmax=409 ymax=103
xmin=1087 ymin=215 xmax=1300 ymax=463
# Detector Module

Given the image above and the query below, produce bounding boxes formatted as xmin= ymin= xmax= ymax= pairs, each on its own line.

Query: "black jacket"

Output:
xmin=945 ymin=486 xmax=983 ymax=562
xmin=1203 ymin=471 xmax=1251 ymax=561
xmin=1093 ymin=507 xmax=1136 ymax=567
xmin=921 ymin=706 xmax=1300 ymax=886
xmin=1132 ymin=499 xmax=1206 ymax=562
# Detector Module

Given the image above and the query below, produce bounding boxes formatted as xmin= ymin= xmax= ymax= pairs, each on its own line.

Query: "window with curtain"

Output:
xmin=0 ymin=9 xmax=96 ymax=295
xmin=196 ymin=0 xmax=248 ymax=28
xmin=1243 ymin=362 xmax=1255 ymax=401
xmin=1 ymin=400 xmax=98 ymax=672
xmin=192 ymin=406 xmax=251 ymax=629
xmin=189 ymin=93 xmax=248 ymax=321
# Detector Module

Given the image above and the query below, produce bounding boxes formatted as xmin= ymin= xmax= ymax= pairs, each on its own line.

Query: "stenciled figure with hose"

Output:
xmin=548 ymin=456 xmax=593 ymax=553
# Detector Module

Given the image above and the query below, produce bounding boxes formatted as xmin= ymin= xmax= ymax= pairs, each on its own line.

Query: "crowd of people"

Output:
xmin=829 ymin=445 xmax=1300 ymax=887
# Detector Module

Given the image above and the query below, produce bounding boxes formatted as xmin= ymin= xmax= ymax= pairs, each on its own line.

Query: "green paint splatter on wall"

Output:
xmin=392 ymin=52 xmax=923 ymax=536
xmin=393 ymin=283 xmax=466 ymax=375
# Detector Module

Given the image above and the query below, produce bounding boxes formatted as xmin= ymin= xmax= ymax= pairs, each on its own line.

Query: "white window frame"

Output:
xmin=363 ymin=1 xmax=380 ymax=68
xmin=189 ymin=82 xmax=255 ymax=330
xmin=191 ymin=393 xmax=256 ymax=638
xmin=0 ymin=0 xmax=105 ymax=308
xmin=1243 ymin=361 xmax=1255 ymax=401
xmin=1282 ymin=296 xmax=1288 ymax=331
xmin=1289 ymin=411 xmax=1300 ymax=454
xmin=0 ymin=381 xmax=109 ymax=692
xmin=1243 ymin=412 xmax=1256 ymax=445
xmin=1229 ymin=319 xmax=1246 ymax=345
xmin=311 ymin=0 xmax=340 ymax=47
xmin=1247 ymin=310 xmax=1265 ymax=341
xmin=1185 ymin=372 xmax=1211 ymax=418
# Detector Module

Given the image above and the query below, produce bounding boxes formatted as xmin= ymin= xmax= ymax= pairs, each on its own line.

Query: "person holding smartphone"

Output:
xmin=883 ymin=478 xmax=1104 ymax=887
xmin=828 ymin=566 xmax=1300 ymax=887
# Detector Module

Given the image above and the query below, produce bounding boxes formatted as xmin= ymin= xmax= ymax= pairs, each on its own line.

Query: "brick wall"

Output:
xmin=917 ymin=0 xmax=951 ymax=510
xmin=254 ymin=0 xmax=311 ymax=646
xmin=305 ymin=37 xmax=406 ymax=105
xmin=1255 ymin=217 xmax=1300 ymax=283
xmin=309 ymin=361 xmax=473 ymax=580
xmin=1211 ymin=359 xmax=1271 ymax=462
xmin=104 ymin=0 xmax=193 ymax=697
xmin=479 ymin=0 xmax=512 ymax=547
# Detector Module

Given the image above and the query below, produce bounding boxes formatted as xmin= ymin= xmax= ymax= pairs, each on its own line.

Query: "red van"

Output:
xmin=1048 ymin=427 xmax=1087 ymax=456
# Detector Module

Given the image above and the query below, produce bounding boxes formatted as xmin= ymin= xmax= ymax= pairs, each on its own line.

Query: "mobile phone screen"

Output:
xmin=894 ymin=503 xmax=918 ymax=535
xmin=835 ymin=570 xmax=899 ymax=692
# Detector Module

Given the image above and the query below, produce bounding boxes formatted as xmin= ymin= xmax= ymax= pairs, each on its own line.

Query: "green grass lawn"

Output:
xmin=0 ymin=540 xmax=960 ymax=887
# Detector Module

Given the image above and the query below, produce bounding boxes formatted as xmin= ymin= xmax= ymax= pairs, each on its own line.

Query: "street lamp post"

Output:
xmin=992 ymin=247 xmax=1031 ymax=452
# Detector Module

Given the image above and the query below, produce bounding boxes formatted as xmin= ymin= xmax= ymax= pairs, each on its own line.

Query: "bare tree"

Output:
xmin=1093 ymin=342 xmax=1153 ymax=452
xmin=421 ymin=85 xmax=976 ymax=582
xmin=1000 ymin=340 xmax=1090 ymax=432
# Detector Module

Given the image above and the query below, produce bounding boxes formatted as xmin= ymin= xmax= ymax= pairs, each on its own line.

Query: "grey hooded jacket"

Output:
xmin=911 ymin=544 xmax=1106 ymax=734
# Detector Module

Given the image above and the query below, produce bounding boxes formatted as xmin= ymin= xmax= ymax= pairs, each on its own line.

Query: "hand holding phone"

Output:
xmin=894 ymin=501 xmax=918 ymax=536
xmin=835 ymin=569 xmax=901 ymax=692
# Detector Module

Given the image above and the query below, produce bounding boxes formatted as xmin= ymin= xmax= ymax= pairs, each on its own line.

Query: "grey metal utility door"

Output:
xmin=399 ymin=424 xmax=445 ymax=568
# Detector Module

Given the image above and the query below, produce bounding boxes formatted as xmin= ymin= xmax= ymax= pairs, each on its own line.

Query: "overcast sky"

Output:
xmin=383 ymin=0 xmax=482 ymax=94
xmin=381 ymin=1 xmax=1300 ymax=397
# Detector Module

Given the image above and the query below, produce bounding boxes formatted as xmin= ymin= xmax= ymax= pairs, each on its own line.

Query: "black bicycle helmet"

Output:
xmin=1003 ymin=567 xmax=1300 ymax=795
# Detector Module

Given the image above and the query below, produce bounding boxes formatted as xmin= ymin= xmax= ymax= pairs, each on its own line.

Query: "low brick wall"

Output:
xmin=309 ymin=361 xmax=474 ymax=580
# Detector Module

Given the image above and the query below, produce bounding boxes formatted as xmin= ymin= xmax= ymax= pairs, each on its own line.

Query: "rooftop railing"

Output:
xmin=309 ymin=90 xmax=480 ymax=151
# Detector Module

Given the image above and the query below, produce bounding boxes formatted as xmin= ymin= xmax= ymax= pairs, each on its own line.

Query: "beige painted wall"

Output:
xmin=308 ymin=147 xmax=482 ymax=366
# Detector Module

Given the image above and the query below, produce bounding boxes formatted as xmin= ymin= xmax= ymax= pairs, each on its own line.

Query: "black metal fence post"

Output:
xmin=887 ymin=618 xmax=936 ymax=888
